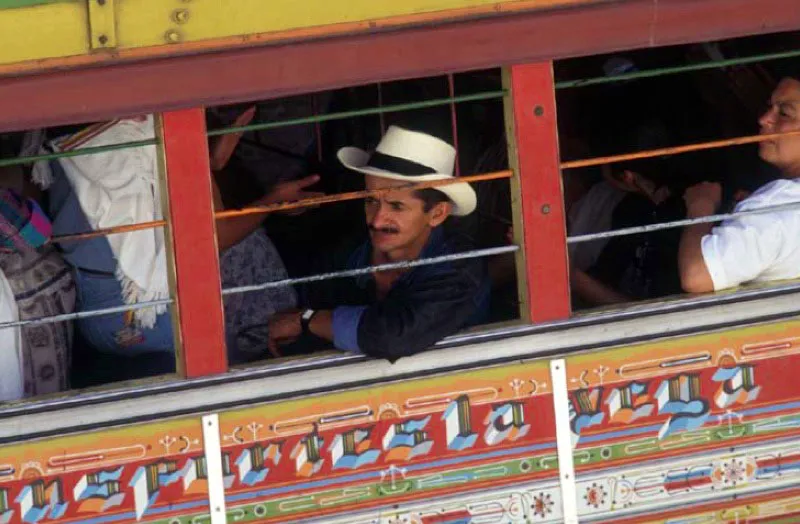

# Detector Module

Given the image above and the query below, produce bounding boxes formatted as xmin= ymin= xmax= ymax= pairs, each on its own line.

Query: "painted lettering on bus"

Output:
xmin=73 ymin=467 xmax=125 ymax=513
xmin=569 ymin=373 xmax=713 ymax=442
xmin=129 ymin=460 xmax=182 ymax=520
xmin=16 ymin=478 xmax=68 ymax=523
xmin=329 ymin=429 xmax=380 ymax=470
xmin=235 ymin=443 xmax=282 ymax=486
xmin=483 ymin=402 xmax=530 ymax=446
xmin=712 ymin=364 xmax=761 ymax=409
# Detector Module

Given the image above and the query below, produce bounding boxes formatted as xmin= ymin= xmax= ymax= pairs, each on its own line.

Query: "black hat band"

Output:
xmin=366 ymin=151 xmax=437 ymax=176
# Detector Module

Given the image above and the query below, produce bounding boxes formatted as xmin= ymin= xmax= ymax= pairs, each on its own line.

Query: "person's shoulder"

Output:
xmin=739 ymin=179 xmax=800 ymax=209
xmin=722 ymin=179 xmax=800 ymax=239
xmin=435 ymin=229 xmax=487 ymax=281
xmin=438 ymin=228 xmax=477 ymax=255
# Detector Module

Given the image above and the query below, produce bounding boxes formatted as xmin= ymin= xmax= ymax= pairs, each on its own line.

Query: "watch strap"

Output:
xmin=300 ymin=309 xmax=316 ymax=335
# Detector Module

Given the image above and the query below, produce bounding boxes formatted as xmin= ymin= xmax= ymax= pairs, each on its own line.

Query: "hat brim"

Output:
xmin=338 ymin=147 xmax=477 ymax=216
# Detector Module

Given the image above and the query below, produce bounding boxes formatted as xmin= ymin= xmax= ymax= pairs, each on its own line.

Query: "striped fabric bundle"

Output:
xmin=0 ymin=189 xmax=51 ymax=253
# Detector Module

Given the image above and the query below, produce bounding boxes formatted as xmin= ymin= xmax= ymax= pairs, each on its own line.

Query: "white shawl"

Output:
xmin=33 ymin=117 xmax=168 ymax=328
xmin=0 ymin=267 xmax=24 ymax=401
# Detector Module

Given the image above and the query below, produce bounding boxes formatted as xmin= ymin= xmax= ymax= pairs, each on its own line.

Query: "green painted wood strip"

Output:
xmin=0 ymin=0 xmax=69 ymax=9
xmin=206 ymin=90 xmax=508 ymax=138
xmin=0 ymin=138 xmax=158 ymax=169
xmin=556 ymin=48 xmax=800 ymax=89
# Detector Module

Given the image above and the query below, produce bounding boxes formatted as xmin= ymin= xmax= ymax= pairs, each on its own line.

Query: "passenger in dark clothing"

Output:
xmin=568 ymin=119 xmax=689 ymax=307
xmin=582 ymin=186 xmax=685 ymax=303
xmin=267 ymin=126 xmax=490 ymax=362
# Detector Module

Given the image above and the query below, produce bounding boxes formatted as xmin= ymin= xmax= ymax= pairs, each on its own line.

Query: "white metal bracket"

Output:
xmin=550 ymin=358 xmax=579 ymax=523
xmin=202 ymin=414 xmax=227 ymax=524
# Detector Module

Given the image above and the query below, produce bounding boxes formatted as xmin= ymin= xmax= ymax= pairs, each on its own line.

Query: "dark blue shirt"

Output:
xmin=306 ymin=227 xmax=490 ymax=362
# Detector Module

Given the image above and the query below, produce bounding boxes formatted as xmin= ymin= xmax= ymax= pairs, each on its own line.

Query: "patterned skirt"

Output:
xmin=0 ymin=246 xmax=76 ymax=397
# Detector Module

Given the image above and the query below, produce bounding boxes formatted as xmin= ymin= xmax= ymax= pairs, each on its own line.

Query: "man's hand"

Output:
xmin=263 ymin=175 xmax=325 ymax=215
xmin=210 ymin=106 xmax=256 ymax=172
xmin=679 ymin=182 xmax=719 ymax=294
xmin=267 ymin=310 xmax=303 ymax=357
xmin=683 ymin=182 xmax=722 ymax=219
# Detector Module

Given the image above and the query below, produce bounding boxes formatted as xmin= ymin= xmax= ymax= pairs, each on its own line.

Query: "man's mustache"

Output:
xmin=369 ymin=225 xmax=399 ymax=235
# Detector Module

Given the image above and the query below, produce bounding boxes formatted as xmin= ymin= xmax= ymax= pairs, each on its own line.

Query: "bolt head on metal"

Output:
xmin=165 ymin=29 xmax=182 ymax=43
xmin=98 ymin=35 xmax=108 ymax=45
xmin=541 ymin=204 xmax=551 ymax=214
xmin=534 ymin=105 xmax=545 ymax=117
xmin=97 ymin=0 xmax=106 ymax=5
xmin=172 ymin=8 xmax=190 ymax=24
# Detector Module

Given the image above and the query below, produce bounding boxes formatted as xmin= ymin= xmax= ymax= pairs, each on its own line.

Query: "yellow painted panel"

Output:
xmin=0 ymin=0 xmax=590 ymax=73
xmin=0 ymin=1 xmax=87 ymax=65
xmin=114 ymin=0 xmax=561 ymax=48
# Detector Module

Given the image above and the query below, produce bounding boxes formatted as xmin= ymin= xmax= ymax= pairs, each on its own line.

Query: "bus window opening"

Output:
xmin=556 ymin=35 xmax=800 ymax=313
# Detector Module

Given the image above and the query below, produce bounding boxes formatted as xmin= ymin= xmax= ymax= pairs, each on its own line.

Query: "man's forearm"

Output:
xmin=309 ymin=310 xmax=334 ymax=342
xmin=212 ymin=175 xmax=267 ymax=252
xmin=680 ymin=183 xmax=722 ymax=294
xmin=570 ymin=268 xmax=629 ymax=306
xmin=678 ymin=222 xmax=715 ymax=293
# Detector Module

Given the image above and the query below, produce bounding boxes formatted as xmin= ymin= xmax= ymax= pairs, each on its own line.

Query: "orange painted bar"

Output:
xmin=508 ymin=62 xmax=570 ymax=322
xmin=159 ymin=109 xmax=228 ymax=377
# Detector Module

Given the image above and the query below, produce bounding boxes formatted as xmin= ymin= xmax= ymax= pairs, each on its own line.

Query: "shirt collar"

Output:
xmin=350 ymin=227 xmax=445 ymax=288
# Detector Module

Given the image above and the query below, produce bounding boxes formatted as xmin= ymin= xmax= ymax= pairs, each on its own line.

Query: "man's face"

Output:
xmin=364 ymin=176 xmax=449 ymax=257
xmin=759 ymin=78 xmax=800 ymax=172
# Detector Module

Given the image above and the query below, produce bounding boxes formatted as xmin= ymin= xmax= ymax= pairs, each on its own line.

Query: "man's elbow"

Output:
xmin=361 ymin=335 xmax=431 ymax=363
xmin=679 ymin=267 xmax=715 ymax=294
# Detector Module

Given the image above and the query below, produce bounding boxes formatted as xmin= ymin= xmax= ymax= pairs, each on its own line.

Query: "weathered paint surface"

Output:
xmin=1 ymin=318 xmax=800 ymax=522
xmin=0 ymin=0 xmax=596 ymax=73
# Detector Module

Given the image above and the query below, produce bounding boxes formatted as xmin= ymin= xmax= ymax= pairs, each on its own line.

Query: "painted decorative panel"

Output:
xmin=0 ymin=319 xmax=800 ymax=522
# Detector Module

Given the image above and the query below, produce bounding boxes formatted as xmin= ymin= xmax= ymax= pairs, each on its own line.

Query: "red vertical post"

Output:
xmin=158 ymin=108 xmax=228 ymax=377
xmin=505 ymin=62 xmax=571 ymax=322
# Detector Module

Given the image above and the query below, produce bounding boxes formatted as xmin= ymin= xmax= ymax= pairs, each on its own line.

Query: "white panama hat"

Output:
xmin=337 ymin=125 xmax=477 ymax=216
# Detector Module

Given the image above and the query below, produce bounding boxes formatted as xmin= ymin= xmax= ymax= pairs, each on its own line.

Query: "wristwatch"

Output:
xmin=300 ymin=309 xmax=317 ymax=336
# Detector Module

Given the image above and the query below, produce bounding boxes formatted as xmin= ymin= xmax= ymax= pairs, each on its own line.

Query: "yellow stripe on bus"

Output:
xmin=0 ymin=0 xmax=595 ymax=74
xmin=0 ymin=1 xmax=85 ymax=66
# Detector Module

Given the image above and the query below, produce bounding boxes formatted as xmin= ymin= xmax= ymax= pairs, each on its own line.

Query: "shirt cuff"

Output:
xmin=332 ymin=306 xmax=368 ymax=353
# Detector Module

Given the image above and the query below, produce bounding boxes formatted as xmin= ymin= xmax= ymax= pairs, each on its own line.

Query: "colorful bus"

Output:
xmin=1 ymin=1 xmax=800 ymax=523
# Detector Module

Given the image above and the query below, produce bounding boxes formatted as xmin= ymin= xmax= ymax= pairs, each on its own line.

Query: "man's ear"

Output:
xmin=428 ymin=201 xmax=452 ymax=228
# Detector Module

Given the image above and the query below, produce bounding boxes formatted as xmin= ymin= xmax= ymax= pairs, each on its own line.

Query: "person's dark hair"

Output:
xmin=414 ymin=188 xmax=452 ymax=212
xmin=769 ymin=61 xmax=800 ymax=83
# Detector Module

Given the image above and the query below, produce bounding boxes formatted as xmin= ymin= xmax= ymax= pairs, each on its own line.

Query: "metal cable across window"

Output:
xmin=0 ymin=298 xmax=174 ymax=331
xmin=568 ymin=200 xmax=800 ymax=244
xmin=0 ymin=246 xmax=519 ymax=329
xmin=222 ymin=245 xmax=519 ymax=296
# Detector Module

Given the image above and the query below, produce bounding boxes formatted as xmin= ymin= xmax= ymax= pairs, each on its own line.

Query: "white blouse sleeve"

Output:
xmin=701 ymin=209 xmax=782 ymax=291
